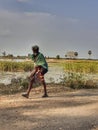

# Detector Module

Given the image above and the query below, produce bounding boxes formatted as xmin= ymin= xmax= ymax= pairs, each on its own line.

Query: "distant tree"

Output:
xmin=45 ymin=56 xmax=47 ymax=59
xmin=7 ymin=54 xmax=14 ymax=59
xmin=17 ymin=55 xmax=21 ymax=59
xmin=2 ymin=51 xmax=6 ymax=57
xmin=74 ymin=52 xmax=78 ymax=59
xmin=65 ymin=54 xmax=67 ymax=58
xmin=28 ymin=53 xmax=31 ymax=59
xmin=56 ymin=55 xmax=60 ymax=59
xmin=17 ymin=55 xmax=26 ymax=59
xmin=88 ymin=50 xmax=92 ymax=59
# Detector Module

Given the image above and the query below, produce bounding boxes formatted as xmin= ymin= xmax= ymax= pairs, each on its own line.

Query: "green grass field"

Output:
xmin=47 ymin=59 xmax=98 ymax=89
xmin=0 ymin=61 xmax=34 ymax=72
xmin=0 ymin=59 xmax=98 ymax=90
xmin=0 ymin=59 xmax=98 ymax=74
xmin=47 ymin=59 xmax=98 ymax=74
xmin=64 ymin=60 xmax=98 ymax=74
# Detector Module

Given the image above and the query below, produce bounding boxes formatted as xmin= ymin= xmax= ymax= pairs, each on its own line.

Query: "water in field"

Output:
xmin=0 ymin=66 xmax=65 ymax=85
xmin=0 ymin=59 xmax=27 ymax=62
xmin=0 ymin=65 xmax=98 ymax=85
xmin=0 ymin=72 xmax=28 ymax=85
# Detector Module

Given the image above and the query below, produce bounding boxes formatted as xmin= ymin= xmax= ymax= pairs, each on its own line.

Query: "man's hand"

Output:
xmin=29 ymin=68 xmax=37 ymax=81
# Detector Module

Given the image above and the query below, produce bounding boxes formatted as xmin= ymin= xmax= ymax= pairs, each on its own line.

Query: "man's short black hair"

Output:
xmin=32 ymin=45 xmax=39 ymax=52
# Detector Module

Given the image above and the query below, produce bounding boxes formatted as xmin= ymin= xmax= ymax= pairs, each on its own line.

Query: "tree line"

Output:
xmin=56 ymin=50 xmax=92 ymax=59
xmin=1 ymin=50 xmax=92 ymax=59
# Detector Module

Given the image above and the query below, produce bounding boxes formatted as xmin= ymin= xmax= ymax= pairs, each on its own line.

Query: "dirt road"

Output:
xmin=0 ymin=87 xmax=98 ymax=130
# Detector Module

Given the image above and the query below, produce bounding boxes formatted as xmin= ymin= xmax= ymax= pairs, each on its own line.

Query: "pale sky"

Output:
xmin=0 ymin=0 xmax=98 ymax=59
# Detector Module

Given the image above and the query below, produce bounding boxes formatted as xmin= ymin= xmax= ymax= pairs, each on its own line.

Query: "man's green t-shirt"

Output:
xmin=31 ymin=52 xmax=48 ymax=71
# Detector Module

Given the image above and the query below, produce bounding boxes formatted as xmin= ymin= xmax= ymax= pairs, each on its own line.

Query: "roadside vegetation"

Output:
xmin=48 ymin=59 xmax=98 ymax=89
xmin=0 ymin=59 xmax=98 ymax=95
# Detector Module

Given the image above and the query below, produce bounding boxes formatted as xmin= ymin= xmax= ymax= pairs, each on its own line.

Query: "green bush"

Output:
xmin=20 ymin=79 xmax=29 ymax=89
xmin=61 ymin=72 xmax=98 ymax=89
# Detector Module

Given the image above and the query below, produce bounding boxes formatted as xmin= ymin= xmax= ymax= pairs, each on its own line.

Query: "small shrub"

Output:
xmin=62 ymin=73 xmax=85 ymax=89
xmin=61 ymin=72 xmax=98 ymax=89
xmin=20 ymin=79 xmax=29 ymax=89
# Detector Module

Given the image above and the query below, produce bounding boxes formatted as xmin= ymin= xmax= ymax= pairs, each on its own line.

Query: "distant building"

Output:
xmin=65 ymin=51 xmax=78 ymax=59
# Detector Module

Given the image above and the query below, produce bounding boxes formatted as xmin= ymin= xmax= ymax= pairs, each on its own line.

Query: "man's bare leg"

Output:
xmin=22 ymin=79 xmax=34 ymax=98
xmin=22 ymin=68 xmax=37 ymax=98
xmin=27 ymin=80 xmax=33 ymax=95
xmin=42 ymin=80 xmax=48 ymax=97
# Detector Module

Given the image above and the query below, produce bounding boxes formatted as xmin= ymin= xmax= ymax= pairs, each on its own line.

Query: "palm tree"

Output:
xmin=74 ymin=52 xmax=78 ymax=59
xmin=65 ymin=54 xmax=68 ymax=59
xmin=88 ymin=50 xmax=92 ymax=59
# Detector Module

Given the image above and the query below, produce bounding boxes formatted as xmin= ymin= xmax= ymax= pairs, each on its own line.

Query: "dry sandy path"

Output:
xmin=0 ymin=88 xmax=98 ymax=130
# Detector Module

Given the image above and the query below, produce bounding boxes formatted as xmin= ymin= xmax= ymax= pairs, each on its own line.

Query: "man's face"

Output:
xmin=32 ymin=49 xmax=38 ymax=56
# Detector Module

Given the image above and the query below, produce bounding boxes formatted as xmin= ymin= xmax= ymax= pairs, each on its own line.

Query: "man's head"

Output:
xmin=32 ymin=45 xmax=39 ymax=56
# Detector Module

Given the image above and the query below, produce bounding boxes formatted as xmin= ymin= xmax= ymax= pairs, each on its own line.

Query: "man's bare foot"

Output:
xmin=42 ymin=94 xmax=48 ymax=98
xmin=22 ymin=93 xmax=29 ymax=98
